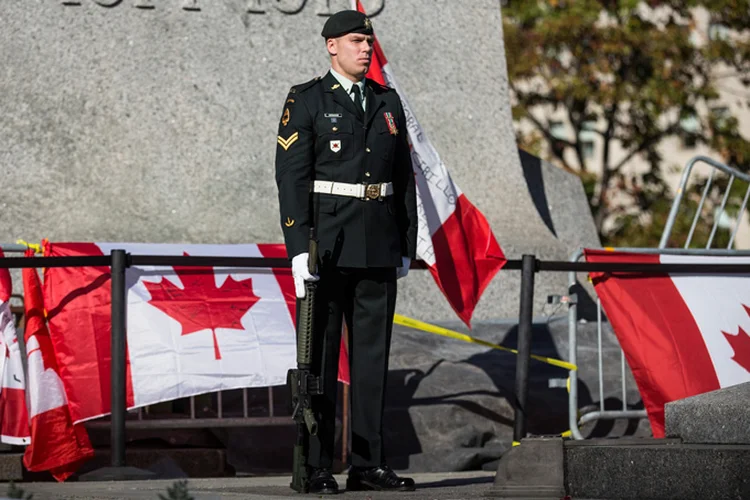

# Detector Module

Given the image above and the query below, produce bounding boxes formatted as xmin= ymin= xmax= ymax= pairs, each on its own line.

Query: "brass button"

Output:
xmin=365 ymin=172 xmax=371 ymax=177
xmin=332 ymin=126 xmax=339 ymax=132
xmin=366 ymin=147 xmax=371 ymax=153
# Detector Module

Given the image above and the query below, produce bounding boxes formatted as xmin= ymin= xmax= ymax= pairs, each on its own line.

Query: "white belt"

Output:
xmin=312 ymin=180 xmax=394 ymax=200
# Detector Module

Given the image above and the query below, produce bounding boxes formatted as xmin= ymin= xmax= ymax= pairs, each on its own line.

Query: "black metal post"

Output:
xmin=110 ymin=249 xmax=127 ymax=468
xmin=79 ymin=250 xmax=154 ymax=481
xmin=513 ymin=254 xmax=536 ymax=443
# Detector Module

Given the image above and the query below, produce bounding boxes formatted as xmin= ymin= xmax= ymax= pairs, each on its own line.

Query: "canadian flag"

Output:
xmin=586 ymin=250 xmax=750 ymax=437
xmin=43 ymin=242 xmax=298 ymax=424
xmin=0 ymin=250 xmax=30 ymax=446
xmin=355 ymin=0 xmax=507 ymax=327
xmin=22 ymin=254 xmax=94 ymax=481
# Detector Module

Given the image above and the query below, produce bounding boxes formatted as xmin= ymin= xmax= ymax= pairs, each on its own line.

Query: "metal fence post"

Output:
xmin=110 ymin=249 xmax=127 ymax=468
xmin=80 ymin=249 xmax=155 ymax=481
xmin=513 ymin=254 xmax=536 ymax=443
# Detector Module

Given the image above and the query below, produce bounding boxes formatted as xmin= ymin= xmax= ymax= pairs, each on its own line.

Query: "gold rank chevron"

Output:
xmin=277 ymin=132 xmax=299 ymax=151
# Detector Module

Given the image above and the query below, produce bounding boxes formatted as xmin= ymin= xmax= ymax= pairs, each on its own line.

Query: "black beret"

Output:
xmin=321 ymin=10 xmax=373 ymax=39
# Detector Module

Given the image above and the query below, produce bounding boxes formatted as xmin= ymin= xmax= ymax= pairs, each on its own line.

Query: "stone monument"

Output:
xmin=1 ymin=0 xmax=599 ymax=324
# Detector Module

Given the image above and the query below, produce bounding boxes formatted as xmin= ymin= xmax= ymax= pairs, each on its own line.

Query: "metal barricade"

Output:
xmin=85 ymin=387 xmax=290 ymax=431
xmin=661 ymin=155 xmax=750 ymax=250
xmin=568 ymin=155 xmax=750 ymax=439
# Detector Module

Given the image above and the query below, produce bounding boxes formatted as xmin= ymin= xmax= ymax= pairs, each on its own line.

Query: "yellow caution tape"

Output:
xmin=511 ymin=431 xmax=570 ymax=447
xmin=16 ymin=239 xmax=41 ymax=254
xmin=393 ymin=314 xmax=577 ymax=371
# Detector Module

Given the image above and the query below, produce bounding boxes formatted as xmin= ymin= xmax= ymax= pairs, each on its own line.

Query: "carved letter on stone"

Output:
xmin=275 ymin=0 xmax=306 ymax=14
xmin=93 ymin=0 xmax=123 ymax=6
xmin=246 ymin=0 xmax=265 ymax=13
xmin=316 ymin=0 xmax=343 ymax=16
xmin=62 ymin=1 xmax=82 ymax=5
xmin=362 ymin=0 xmax=384 ymax=16
xmin=317 ymin=0 xmax=383 ymax=17
xmin=183 ymin=0 xmax=200 ymax=10
xmin=134 ymin=0 xmax=155 ymax=9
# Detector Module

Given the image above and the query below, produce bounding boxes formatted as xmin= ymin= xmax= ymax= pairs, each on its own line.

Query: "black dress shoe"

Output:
xmin=307 ymin=468 xmax=339 ymax=495
xmin=346 ymin=465 xmax=416 ymax=492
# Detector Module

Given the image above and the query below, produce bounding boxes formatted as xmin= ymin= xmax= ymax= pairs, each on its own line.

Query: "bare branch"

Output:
xmin=610 ymin=122 xmax=681 ymax=173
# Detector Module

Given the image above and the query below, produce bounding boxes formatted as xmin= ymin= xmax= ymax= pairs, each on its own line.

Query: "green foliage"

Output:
xmin=605 ymin=194 xmax=733 ymax=248
xmin=158 ymin=480 xmax=194 ymax=500
xmin=6 ymin=481 xmax=33 ymax=500
xmin=503 ymin=0 xmax=750 ymax=246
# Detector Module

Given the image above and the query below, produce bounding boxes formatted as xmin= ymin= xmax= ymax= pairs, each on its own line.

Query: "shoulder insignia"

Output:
xmin=281 ymin=108 xmax=291 ymax=127
xmin=284 ymin=217 xmax=295 ymax=227
xmin=366 ymin=78 xmax=392 ymax=93
xmin=289 ymin=77 xmax=321 ymax=96
xmin=278 ymin=132 xmax=299 ymax=151
xmin=286 ymin=98 xmax=295 ymax=104
xmin=331 ymin=83 xmax=341 ymax=90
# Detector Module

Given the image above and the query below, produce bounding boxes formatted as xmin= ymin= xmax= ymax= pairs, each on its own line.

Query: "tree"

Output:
xmin=502 ymin=0 xmax=750 ymax=246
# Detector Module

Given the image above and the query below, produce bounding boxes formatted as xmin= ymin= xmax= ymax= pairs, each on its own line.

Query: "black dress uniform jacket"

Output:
xmin=275 ymin=71 xmax=417 ymax=268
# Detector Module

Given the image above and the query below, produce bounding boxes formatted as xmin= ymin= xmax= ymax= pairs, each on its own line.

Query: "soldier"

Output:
xmin=275 ymin=9 xmax=418 ymax=495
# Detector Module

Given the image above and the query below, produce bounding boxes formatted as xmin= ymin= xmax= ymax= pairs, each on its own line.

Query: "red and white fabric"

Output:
xmin=0 ymin=249 xmax=30 ymax=446
xmin=586 ymin=250 xmax=750 ymax=437
xmin=22 ymin=256 xmax=94 ymax=481
xmin=354 ymin=0 xmax=506 ymax=328
xmin=43 ymin=242 xmax=297 ymax=424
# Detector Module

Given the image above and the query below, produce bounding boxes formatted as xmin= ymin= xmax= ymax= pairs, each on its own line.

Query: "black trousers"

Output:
xmin=298 ymin=266 xmax=397 ymax=469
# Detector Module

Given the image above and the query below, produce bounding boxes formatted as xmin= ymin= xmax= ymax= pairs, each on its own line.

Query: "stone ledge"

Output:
xmin=565 ymin=438 xmax=750 ymax=500
xmin=486 ymin=437 xmax=565 ymax=499
xmin=0 ymin=453 xmax=23 ymax=482
xmin=665 ymin=382 xmax=750 ymax=445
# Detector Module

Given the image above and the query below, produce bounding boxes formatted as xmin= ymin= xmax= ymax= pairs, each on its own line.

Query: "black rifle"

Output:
xmin=287 ymin=224 xmax=321 ymax=493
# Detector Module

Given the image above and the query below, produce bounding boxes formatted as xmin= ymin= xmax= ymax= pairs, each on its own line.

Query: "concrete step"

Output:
xmin=665 ymin=382 xmax=750 ymax=445
xmin=565 ymin=438 xmax=750 ymax=500
xmin=488 ymin=437 xmax=750 ymax=500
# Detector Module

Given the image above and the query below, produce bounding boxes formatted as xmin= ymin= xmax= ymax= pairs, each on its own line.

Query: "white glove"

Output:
xmin=396 ymin=256 xmax=411 ymax=280
xmin=291 ymin=252 xmax=319 ymax=298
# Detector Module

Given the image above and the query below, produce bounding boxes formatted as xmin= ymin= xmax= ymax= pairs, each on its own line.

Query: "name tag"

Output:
xmin=324 ymin=113 xmax=343 ymax=118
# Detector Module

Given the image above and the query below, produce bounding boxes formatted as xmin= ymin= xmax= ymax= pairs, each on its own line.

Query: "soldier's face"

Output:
xmin=328 ymin=33 xmax=373 ymax=81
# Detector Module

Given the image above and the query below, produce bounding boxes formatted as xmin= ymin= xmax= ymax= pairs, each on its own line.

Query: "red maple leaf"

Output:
xmin=143 ymin=255 xmax=260 ymax=360
xmin=721 ymin=304 xmax=750 ymax=373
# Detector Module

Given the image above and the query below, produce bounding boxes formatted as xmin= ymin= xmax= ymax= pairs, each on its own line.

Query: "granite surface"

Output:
xmin=1 ymin=0 xmax=600 ymax=322
xmin=665 ymin=382 xmax=750 ymax=445
xmin=565 ymin=439 xmax=750 ymax=500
